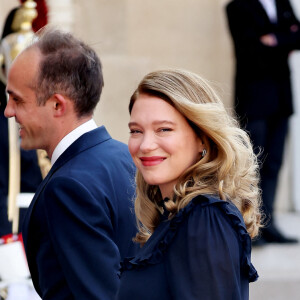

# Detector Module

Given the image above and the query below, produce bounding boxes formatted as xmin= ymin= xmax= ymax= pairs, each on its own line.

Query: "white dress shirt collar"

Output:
xmin=51 ymin=119 xmax=97 ymax=166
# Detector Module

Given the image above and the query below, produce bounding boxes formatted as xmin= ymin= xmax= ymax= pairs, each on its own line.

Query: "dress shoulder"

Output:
xmin=121 ymin=194 xmax=258 ymax=282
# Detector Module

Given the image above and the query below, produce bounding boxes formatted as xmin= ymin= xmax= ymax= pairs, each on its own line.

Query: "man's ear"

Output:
xmin=52 ymin=94 xmax=67 ymax=117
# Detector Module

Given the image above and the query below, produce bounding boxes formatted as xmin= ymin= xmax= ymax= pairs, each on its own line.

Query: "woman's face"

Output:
xmin=128 ymin=94 xmax=203 ymax=198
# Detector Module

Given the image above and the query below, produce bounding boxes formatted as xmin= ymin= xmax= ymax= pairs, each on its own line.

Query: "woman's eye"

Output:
xmin=129 ymin=129 xmax=142 ymax=134
xmin=159 ymin=128 xmax=172 ymax=132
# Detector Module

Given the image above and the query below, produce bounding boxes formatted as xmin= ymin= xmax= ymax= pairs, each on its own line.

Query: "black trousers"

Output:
xmin=245 ymin=116 xmax=289 ymax=225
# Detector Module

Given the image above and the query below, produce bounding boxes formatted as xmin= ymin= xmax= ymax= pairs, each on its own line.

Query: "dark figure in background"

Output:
xmin=226 ymin=0 xmax=300 ymax=244
xmin=0 ymin=7 xmax=43 ymax=237
xmin=4 ymin=28 xmax=137 ymax=299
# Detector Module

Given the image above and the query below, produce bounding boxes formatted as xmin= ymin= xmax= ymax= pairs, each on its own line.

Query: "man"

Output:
xmin=4 ymin=28 xmax=137 ymax=299
xmin=226 ymin=0 xmax=300 ymax=244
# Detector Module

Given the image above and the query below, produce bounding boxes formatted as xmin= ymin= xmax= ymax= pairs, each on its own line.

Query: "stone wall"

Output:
xmin=1 ymin=0 xmax=300 ymax=211
xmin=70 ymin=0 xmax=233 ymax=143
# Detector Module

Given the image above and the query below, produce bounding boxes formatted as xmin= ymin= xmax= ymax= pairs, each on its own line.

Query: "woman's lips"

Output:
xmin=140 ymin=156 xmax=166 ymax=166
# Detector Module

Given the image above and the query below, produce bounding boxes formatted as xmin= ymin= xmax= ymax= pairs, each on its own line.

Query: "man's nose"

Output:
xmin=4 ymin=99 xmax=15 ymax=118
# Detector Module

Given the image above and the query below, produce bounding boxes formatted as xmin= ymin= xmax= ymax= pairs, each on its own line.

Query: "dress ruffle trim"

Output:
xmin=120 ymin=195 xmax=258 ymax=282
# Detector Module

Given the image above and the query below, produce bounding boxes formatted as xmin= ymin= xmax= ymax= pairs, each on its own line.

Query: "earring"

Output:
xmin=201 ymin=149 xmax=207 ymax=158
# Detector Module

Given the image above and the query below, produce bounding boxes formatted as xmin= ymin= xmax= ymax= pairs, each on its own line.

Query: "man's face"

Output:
xmin=4 ymin=48 xmax=53 ymax=152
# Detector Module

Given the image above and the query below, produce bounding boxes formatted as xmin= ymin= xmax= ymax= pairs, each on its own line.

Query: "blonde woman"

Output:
xmin=117 ymin=69 xmax=262 ymax=299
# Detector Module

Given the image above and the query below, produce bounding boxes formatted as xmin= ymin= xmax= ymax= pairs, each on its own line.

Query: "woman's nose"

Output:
xmin=140 ymin=133 xmax=157 ymax=153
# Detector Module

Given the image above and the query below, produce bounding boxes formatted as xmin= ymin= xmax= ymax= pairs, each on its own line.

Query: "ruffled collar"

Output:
xmin=120 ymin=194 xmax=258 ymax=282
xmin=158 ymin=197 xmax=171 ymax=219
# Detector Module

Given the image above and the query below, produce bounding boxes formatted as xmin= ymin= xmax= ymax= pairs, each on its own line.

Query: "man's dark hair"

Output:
xmin=32 ymin=27 xmax=104 ymax=117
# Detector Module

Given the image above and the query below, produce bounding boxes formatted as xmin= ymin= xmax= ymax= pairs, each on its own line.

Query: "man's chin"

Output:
xmin=20 ymin=142 xmax=35 ymax=151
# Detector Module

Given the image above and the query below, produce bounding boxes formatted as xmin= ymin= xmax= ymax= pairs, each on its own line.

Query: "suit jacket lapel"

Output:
xmin=22 ymin=165 xmax=56 ymax=249
xmin=22 ymin=126 xmax=111 ymax=248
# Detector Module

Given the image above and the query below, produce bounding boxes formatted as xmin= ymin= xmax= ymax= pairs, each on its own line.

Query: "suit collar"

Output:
xmin=51 ymin=126 xmax=111 ymax=172
xmin=51 ymin=119 xmax=97 ymax=165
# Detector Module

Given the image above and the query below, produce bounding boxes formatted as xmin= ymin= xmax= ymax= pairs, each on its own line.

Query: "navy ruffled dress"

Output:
xmin=116 ymin=195 xmax=258 ymax=300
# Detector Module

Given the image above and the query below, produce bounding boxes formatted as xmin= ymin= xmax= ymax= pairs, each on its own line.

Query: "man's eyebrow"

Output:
xmin=6 ymin=90 xmax=19 ymax=98
xmin=6 ymin=90 xmax=23 ymax=102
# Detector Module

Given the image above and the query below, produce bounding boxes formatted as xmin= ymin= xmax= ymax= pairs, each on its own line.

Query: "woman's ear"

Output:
xmin=52 ymin=94 xmax=67 ymax=117
xmin=197 ymin=136 xmax=205 ymax=152
xmin=198 ymin=135 xmax=208 ymax=159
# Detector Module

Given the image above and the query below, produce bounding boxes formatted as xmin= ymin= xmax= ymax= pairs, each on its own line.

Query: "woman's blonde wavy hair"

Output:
xmin=129 ymin=69 xmax=262 ymax=245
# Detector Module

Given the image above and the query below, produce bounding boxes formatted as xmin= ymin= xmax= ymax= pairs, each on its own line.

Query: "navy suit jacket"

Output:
xmin=226 ymin=0 xmax=300 ymax=121
xmin=22 ymin=126 xmax=137 ymax=300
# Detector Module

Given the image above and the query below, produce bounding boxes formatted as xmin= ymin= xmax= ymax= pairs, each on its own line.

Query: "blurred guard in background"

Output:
xmin=226 ymin=0 xmax=300 ymax=244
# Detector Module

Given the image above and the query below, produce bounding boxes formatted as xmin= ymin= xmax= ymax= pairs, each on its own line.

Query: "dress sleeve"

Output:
xmin=165 ymin=203 xmax=250 ymax=300
xmin=43 ymin=176 xmax=120 ymax=300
